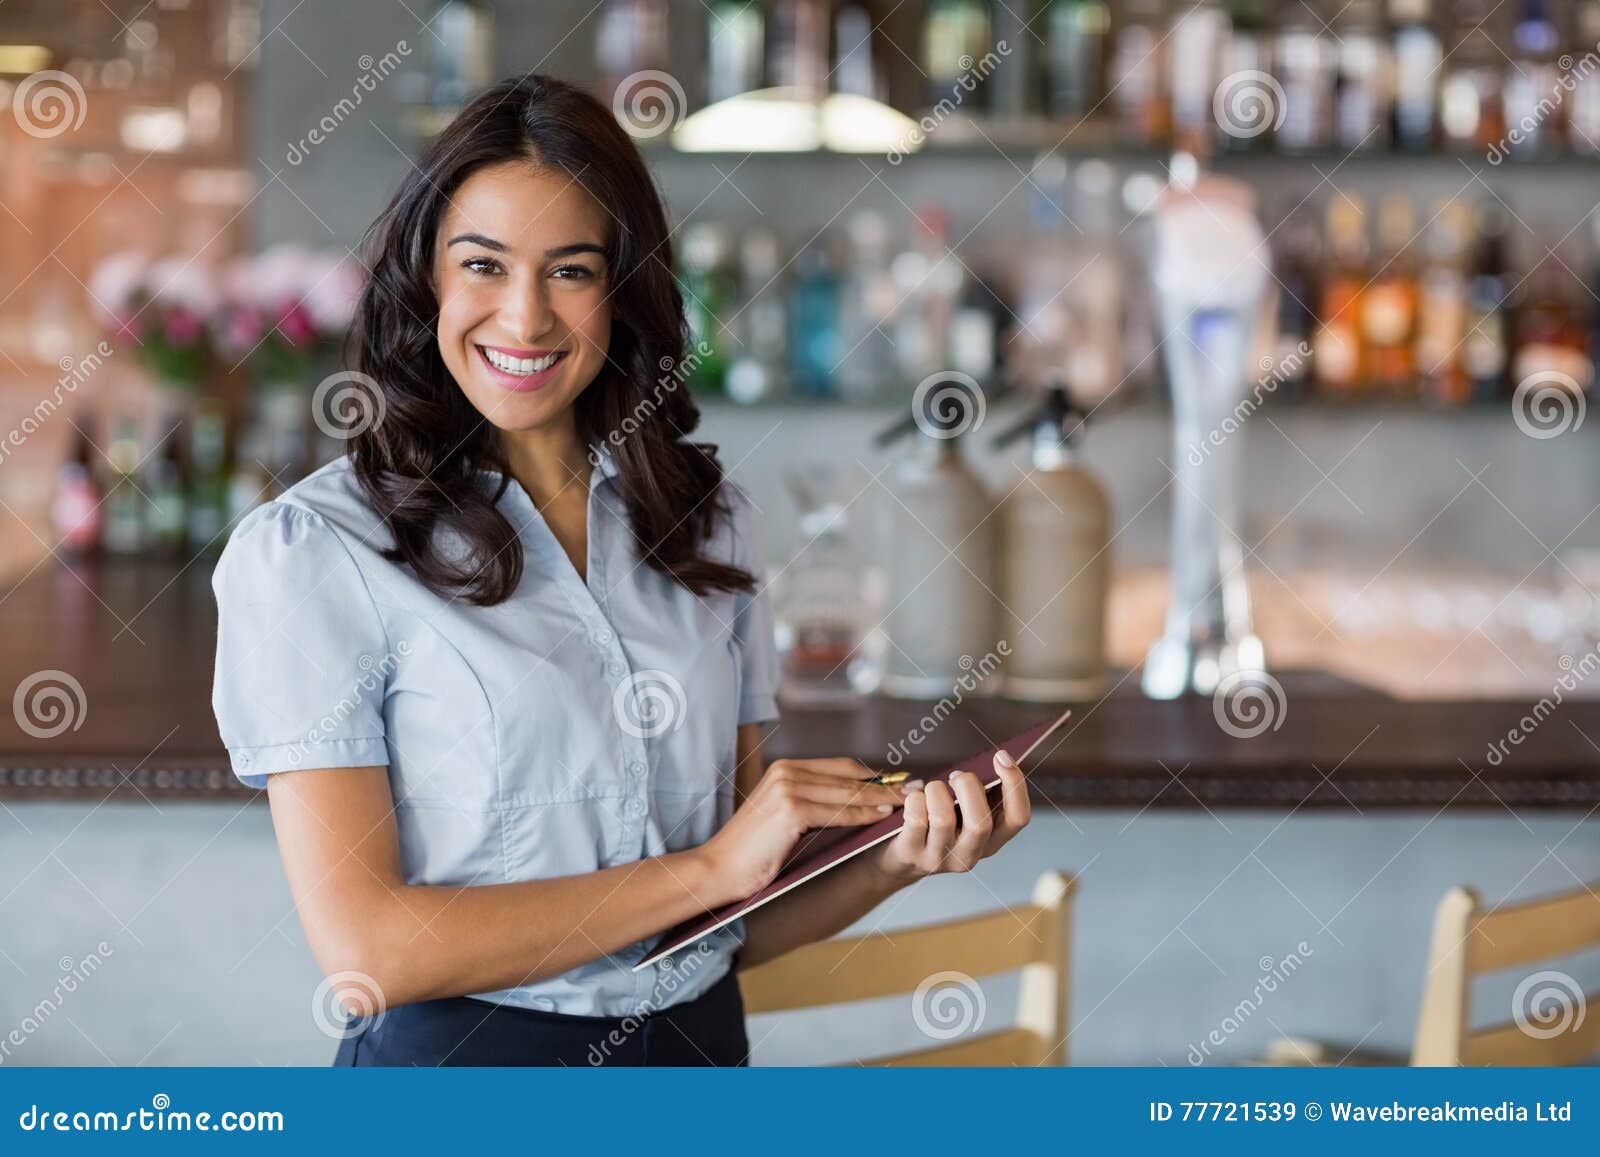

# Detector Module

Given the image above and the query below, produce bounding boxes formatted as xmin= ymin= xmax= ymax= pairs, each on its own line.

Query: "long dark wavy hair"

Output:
xmin=345 ymin=74 xmax=753 ymax=605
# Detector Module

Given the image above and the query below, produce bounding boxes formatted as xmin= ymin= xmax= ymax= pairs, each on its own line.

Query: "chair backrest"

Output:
xmin=1412 ymin=882 xmax=1600 ymax=1066
xmin=738 ymin=869 xmax=1075 ymax=1066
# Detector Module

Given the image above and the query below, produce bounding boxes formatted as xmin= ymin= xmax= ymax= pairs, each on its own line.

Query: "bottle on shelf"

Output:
xmin=1573 ymin=1 xmax=1600 ymax=156
xmin=832 ymin=0 xmax=887 ymax=102
xmin=835 ymin=211 xmax=898 ymax=402
xmin=993 ymin=386 xmax=1111 ymax=701
xmin=1220 ymin=0 xmax=1275 ymax=153
xmin=427 ymin=0 xmax=494 ymax=110
xmin=102 ymin=413 xmax=146 ymax=556
xmin=1168 ymin=0 xmax=1229 ymax=154
xmin=1108 ymin=0 xmax=1169 ymax=145
xmin=1314 ymin=194 xmax=1369 ymax=395
xmin=890 ymin=205 xmax=963 ymax=386
xmin=186 ymin=399 xmax=230 ymax=556
xmin=1361 ymin=194 xmax=1420 ymax=395
xmin=706 ymin=0 xmax=765 ymax=105
xmin=1334 ymin=0 xmax=1392 ymax=151
xmin=1274 ymin=0 xmax=1336 ymax=153
xmin=1503 ymin=0 xmax=1564 ymax=159
xmin=144 ymin=413 xmax=189 ymax=558
xmin=1415 ymin=200 xmax=1472 ymax=405
xmin=922 ymin=0 xmax=994 ymax=114
xmin=1043 ymin=0 xmax=1111 ymax=120
xmin=1270 ymin=205 xmax=1321 ymax=396
xmin=768 ymin=0 xmax=830 ymax=100
xmin=1464 ymin=202 xmax=1512 ymax=402
xmin=53 ymin=416 xmax=103 ymax=558
xmin=1439 ymin=0 xmax=1506 ymax=152
xmin=786 ymin=236 xmax=843 ymax=398
xmin=726 ymin=228 xmax=788 ymax=405
xmin=1389 ymin=0 xmax=1442 ymax=151
xmin=1515 ymin=255 xmax=1594 ymax=396
xmin=596 ymin=0 xmax=668 ymax=99
xmin=678 ymin=223 xmax=734 ymax=396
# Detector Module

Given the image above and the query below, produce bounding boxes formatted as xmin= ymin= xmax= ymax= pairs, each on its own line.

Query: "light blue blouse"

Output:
xmin=210 ymin=445 xmax=780 ymax=1017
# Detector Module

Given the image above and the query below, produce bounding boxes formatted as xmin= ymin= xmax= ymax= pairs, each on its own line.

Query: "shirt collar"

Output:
xmin=475 ymin=441 xmax=620 ymax=492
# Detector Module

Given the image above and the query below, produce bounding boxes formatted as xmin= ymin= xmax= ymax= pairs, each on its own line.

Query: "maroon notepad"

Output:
xmin=634 ymin=707 xmax=1072 ymax=970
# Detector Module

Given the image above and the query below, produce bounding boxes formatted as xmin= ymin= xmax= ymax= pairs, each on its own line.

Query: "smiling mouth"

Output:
xmin=477 ymin=345 xmax=567 ymax=377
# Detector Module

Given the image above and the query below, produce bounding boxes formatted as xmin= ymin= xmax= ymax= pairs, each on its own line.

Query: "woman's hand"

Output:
xmin=872 ymin=750 xmax=1031 ymax=885
xmin=696 ymin=757 xmax=909 ymax=906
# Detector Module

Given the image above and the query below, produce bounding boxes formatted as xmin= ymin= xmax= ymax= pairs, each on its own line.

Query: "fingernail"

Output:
xmin=877 ymin=804 xmax=893 ymax=813
xmin=901 ymin=779 xmax=925 ymax=794
xmin=996 ymin=751 xmax=1017 ymax=770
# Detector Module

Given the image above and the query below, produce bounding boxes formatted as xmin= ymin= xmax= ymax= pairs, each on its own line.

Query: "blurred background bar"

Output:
xmin=1 ymin=0 xmax=1599 ymax=1067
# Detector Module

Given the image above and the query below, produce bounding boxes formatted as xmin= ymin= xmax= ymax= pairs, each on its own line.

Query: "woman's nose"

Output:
xmin=500 ymin=279 xmax=555 ymax=343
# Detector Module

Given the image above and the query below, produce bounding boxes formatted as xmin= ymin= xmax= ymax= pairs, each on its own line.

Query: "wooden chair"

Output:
xmin=738 ymin=869 xmax=1075 ymax=1066
xmin=1411 ymin=882 xmax=1600 ymax=1066
xmin=1268 ymin=880 xmax=1600 ymax=1066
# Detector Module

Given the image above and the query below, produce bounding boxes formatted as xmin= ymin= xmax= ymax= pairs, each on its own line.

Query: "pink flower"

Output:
xmin=164 ymin=308 xmax=202 ymax=345
xmin=278 ymin=302 xmax=316 ymax=347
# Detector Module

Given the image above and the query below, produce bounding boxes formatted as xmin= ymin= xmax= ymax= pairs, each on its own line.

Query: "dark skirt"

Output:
xmin=332 ymin=966 xmax=750 ymax=1067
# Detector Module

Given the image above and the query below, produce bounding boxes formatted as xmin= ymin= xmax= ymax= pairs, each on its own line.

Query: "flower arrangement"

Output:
xmin=88 ymin=251 xmax=219 ymax=389
xmin=216 ymin=246 xmax=363 ymax=387
xmin=88 ymin=246 xmax=363 ymax=392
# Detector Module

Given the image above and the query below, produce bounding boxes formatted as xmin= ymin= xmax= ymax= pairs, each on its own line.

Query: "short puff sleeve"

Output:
xmin=210 ymin=501 xmax=393 ymax=789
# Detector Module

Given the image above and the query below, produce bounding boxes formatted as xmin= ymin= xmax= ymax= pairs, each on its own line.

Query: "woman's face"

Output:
xmin=432 ymin=159 xmax=613 ymax=434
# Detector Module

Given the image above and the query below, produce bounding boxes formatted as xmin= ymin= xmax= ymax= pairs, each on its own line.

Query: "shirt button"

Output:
xmin=627 ymin=759 xmax=646 ymax=777
xmin=623 ymin=797 xmax=648 ymax=818
xmin=592 ymin=627 xmax=614 ymax=645
xmin=606 ymin=660 xmax=627 ymax=677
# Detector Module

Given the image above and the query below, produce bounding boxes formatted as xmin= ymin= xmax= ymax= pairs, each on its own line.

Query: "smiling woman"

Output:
xmin=208 ymin=73 xmax=1031 ymax=1069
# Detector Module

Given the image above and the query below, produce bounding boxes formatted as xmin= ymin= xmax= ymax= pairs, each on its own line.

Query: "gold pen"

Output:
xmin=866 ymin=770 xmax=910 ymax=785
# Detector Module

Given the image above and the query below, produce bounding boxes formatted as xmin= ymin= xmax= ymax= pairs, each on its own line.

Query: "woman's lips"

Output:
xmin=475 ymin=344 xmax=568 ymax=392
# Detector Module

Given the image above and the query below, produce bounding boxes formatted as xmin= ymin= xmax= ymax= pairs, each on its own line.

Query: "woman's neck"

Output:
xmin=498 ymin=421 xmax=590 ymax=511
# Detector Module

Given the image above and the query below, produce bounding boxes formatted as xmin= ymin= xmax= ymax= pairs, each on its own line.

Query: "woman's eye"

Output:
xmin=462 ymin=257 xmax=502 ymax=276
xmin=552 ymin=264 xmax=596 ymax=281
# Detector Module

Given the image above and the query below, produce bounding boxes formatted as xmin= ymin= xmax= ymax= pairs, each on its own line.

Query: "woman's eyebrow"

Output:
xmin=545 ymin=242 xmax=606 ymax=259
xmin=447 ymin=232 xmax=509 ymax=252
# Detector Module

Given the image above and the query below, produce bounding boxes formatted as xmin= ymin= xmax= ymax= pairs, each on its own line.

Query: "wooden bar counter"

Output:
xmin=3 ymin=555 xmax=1598 ymax=810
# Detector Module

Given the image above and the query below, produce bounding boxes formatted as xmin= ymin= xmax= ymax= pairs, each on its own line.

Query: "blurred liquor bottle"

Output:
xmin=1440 ymin=0 xmax=1505 ymax=152
xmin=1274 ymin=0 xmax=1335 ymax=152
xmin=1043 ymin=0 xmax=1111 ymax=120
xmin=1389 ymin=0 xmax=1442 ymax=152
xmin=1503 ymin=0 xmax=1564 ymax=159
xmin=1108 ymin=0 xmax=1169 ymax=145
xmin=768 ymin=0 xmax=830 ymax=100
xmin=1415 ymin=201 xmax=1472 ymax=405
xmin=706 ymin=0 xmax=765 ymax=103
xmin=1464 ymin=203 xmax=1512 ymax=402
xmin=922 ymin=0 xmax=994 ymax=112
xmin=597 ymin=0 xmax=668 ymax=96
xmin=1219 ymin=0 xmax=1274 ymax=154
xmin=1334 ymin=0 xmax=1391 ymax=151
xmin=678 ymin=224 xmax=734 ymax=396
xmin=1168 ymin=0 xmax=1229 ymax=154
xmin=1314 ymin=195 xmax=1369 ymax=395
xmin=1361 ymin=195 xmax=1420 ymax=395
xmin=53 ymin=417 xmax=104 ymax=559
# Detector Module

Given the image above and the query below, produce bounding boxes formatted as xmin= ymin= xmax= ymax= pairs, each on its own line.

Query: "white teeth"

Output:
xmin=482 ymin=348 xmax=560 ymax=375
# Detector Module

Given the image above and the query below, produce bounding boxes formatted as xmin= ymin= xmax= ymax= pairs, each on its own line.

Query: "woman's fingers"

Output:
xmin=946 ymin=770 xmax=992 ymax=870
xmin=781 ymin=756 xmax=882 ymax=781
xmin=922 ymin=780 xmax=958 ymax=866
xmin=771 ymin=767 xmax=906 ymax=809
xmin=987 ymin=751 xmax=1031 ymax=853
